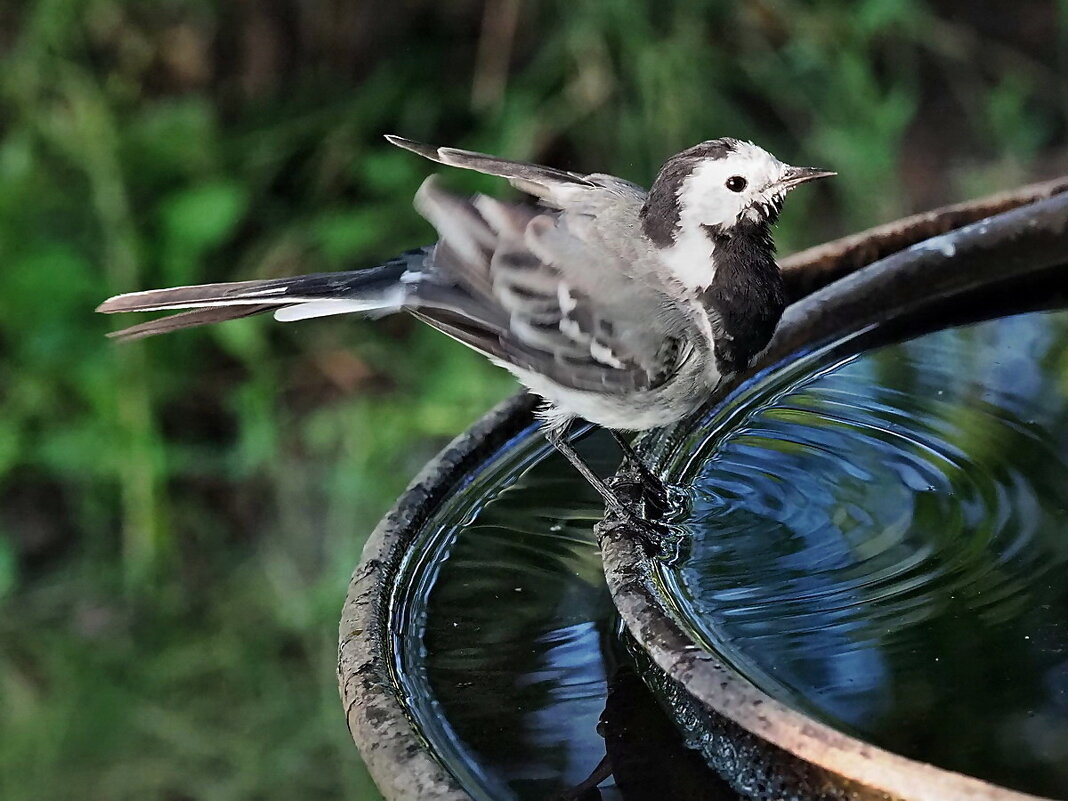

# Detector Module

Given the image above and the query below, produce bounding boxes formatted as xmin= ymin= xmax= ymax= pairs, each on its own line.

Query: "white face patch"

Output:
xmin=658 ymin=142 xmax=789 ymax=291
xmin=680 ymin=143 xmax=786 ymax=231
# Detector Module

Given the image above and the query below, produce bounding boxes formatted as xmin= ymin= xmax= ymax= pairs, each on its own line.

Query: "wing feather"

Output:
xmin=386 ymin=135 xmax=595 ymax=187
xmin=410 ymin=179 xmax=684 ymax=394
xmin=386 ymin=134 xmax=600 ymax=207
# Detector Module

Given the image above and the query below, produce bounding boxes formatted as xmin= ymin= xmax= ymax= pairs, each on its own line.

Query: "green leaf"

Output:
xmin=124 ymin=98 xmax=218 ymax=183
xmin=0 ymin=244 xmax=97 ymax=330
xmin=0 ymin=418 xmax=22 ymax=481
xmin=310 ymin=208 xmax=395 ymax=262
xmin=0 ymin=535 xmax=16 ymax=598
xmin=160 ymin=181 xmax=249 ymax=255
xmin=358 ymin=149 xmax=420 ymax=195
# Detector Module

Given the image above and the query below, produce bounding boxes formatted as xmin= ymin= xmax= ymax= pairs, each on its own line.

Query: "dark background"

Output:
xmin=0 ymin=1 xmax=1065 ymax=799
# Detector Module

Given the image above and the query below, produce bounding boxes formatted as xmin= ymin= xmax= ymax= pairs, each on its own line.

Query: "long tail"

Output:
xmin=97 ymin=249 xmax=428 ymax=341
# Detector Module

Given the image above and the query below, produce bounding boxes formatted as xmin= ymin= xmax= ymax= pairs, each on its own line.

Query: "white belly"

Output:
xmin=500 ymin=357 xmax=718 ymax=431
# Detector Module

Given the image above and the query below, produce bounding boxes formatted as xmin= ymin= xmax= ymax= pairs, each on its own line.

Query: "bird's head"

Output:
xmin=641 ymin=138 xmax=834 ymax=289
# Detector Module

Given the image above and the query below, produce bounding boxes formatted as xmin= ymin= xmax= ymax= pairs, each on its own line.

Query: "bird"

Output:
xmin=97 ymin=135 xmax=833 ymax=530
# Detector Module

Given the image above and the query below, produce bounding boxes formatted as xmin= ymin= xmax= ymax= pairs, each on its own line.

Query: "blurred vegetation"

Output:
xmin=0 ymin=1 xmax=1065 ymax=799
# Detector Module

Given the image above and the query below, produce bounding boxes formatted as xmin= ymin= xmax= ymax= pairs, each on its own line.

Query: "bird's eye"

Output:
xmin=725 ymin=176 xmax=747 ymax=192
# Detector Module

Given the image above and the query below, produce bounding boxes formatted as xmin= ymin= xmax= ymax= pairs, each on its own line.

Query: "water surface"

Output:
xmin=390 ymin=428 xmax=624 ymax=800
xmin=661 ymin=309 xmax=1068 ymax=798
xmin=389 ymin=426 xmax=746 ymax=800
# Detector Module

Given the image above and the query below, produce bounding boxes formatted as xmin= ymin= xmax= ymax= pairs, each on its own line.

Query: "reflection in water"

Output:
xmin=662 ymin=310 xmax=1068 ymax=799
xmin=391 ymin=429 xmax=624 ymax=801
xmin=598 ymin=666 xmax=743 ymax=801
xmin=391 ymin=428 xmax=747 ymax=800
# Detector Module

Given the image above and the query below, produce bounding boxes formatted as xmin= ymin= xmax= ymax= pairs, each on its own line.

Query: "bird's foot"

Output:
xmin=608 ymin=430 xmax=669 ymax=502
xmin=602 ymin=470 xmax=676 ymax=558
xmin=543 ymin=422 xmax=677 ymax=557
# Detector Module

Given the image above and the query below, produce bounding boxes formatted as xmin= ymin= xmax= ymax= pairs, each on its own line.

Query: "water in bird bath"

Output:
xmin=388 ymin=424 xmax=747 ymax=800
xmin=656 ymin=306 xmax=1068 ymax=799
xmin=389 ymin=426 xmax=624 ymax=800
xmin=379 ymin=269 xmax=1068 ymax=799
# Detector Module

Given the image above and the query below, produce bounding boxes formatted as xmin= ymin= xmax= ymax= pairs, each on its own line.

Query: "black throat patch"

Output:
xmin=698 ymin=219 xmax=786 ymax=375
xmin=639 ymin=139 xmax=736 ymax=247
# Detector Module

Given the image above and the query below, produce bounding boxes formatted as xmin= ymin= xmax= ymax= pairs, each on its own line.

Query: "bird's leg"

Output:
xmin=607 ymin=430 xmax=666 ymax=497
xmin=550 ymin=753 xmax=612 ymax=800
xmin=543 ymin=427 xmax=637 ymax=521
xmin=543 ymin=425 xmax=665 ymax=553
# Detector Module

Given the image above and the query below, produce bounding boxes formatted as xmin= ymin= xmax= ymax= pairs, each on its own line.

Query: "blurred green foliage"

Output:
xmin=0 ymin=1 xmax=1064 ymax=799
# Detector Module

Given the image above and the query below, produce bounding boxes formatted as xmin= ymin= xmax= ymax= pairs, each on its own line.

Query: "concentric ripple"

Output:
xmin=660 ymin=309 xmax=1068 ymax=798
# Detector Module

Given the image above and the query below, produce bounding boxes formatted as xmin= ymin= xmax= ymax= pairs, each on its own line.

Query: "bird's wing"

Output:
xmin=409 ymin=178 xmax=687 ymax=394
xmin=386 ymin=135 xmax=645 ymax=210
xmin=97 ymin=168 xmax=691 ymax=396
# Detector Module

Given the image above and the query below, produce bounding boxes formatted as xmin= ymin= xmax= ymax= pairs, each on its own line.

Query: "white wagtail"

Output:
xmin=98 ymin=135 xmax=833 ymax=526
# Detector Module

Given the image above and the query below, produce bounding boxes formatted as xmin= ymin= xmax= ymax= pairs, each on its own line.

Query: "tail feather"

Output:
xmin=98 ymin=251 xmax=426 ymax=340
xmin=106 ymin=305 xmax=276 ymax=342
xmin=96 ymin=278 xmax=297 ymax=314
xmin=272 ymin=297 xmax=403 ymax=322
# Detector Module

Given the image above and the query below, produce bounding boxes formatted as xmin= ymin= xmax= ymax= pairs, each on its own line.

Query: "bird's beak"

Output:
xmin=775 ymin=165 xmax=836 ymax=191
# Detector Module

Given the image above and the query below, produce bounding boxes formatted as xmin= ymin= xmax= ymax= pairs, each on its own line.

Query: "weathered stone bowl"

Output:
xmin=338 ymin=178 xmax=1068 ymax=800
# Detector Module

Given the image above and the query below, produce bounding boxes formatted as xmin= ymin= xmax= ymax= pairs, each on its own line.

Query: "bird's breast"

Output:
xmin=657 ymin=228 xmax=718 ymax=291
